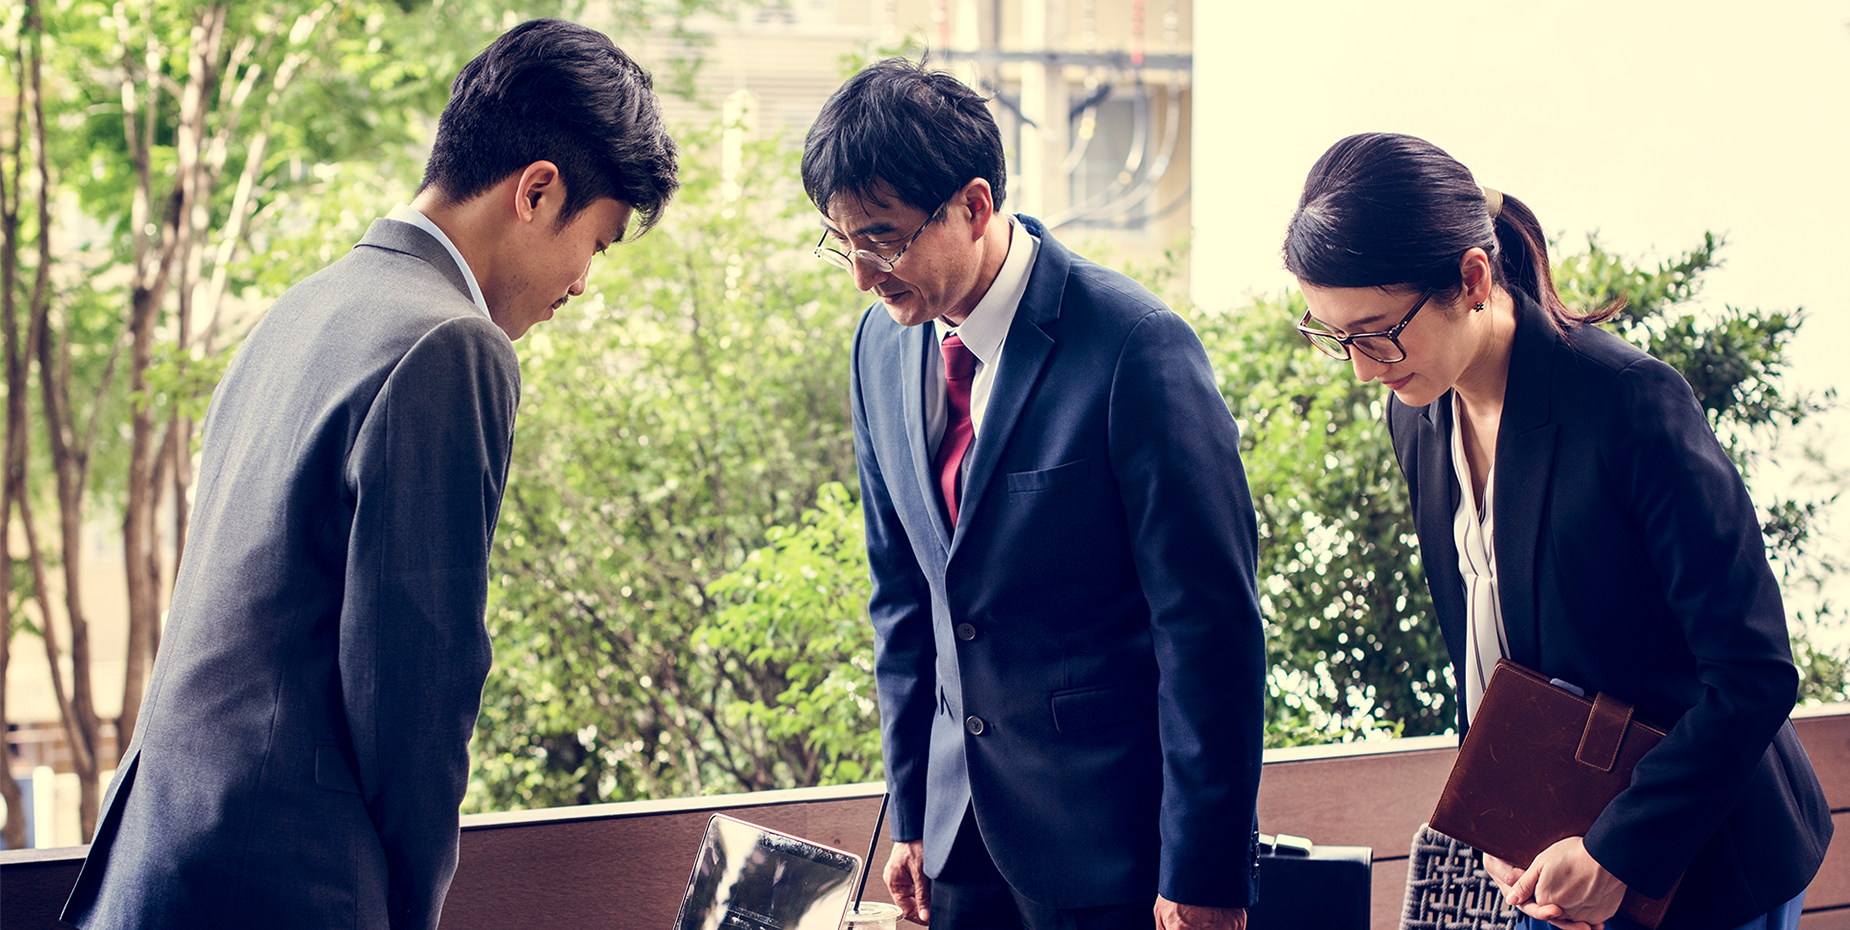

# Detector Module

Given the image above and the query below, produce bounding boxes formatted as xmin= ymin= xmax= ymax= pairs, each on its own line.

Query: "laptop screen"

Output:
xmin=675 ymin=814 xmax=863 ymax=930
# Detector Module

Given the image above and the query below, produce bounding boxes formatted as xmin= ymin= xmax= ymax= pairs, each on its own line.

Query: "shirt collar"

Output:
xmin=386 ymin=203 xmax=492 ymax=319
xmin=935 ymin=213 xmax=1038 ymax=364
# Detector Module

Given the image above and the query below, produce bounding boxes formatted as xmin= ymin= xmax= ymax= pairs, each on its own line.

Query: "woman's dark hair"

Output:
xmin=1283 ymin=132 xmax=1614 ymax=331
xmin=420 ymin=19 xmax=679 ymax=234
xmin=801 ymin=58 xmax=1006 ymax=217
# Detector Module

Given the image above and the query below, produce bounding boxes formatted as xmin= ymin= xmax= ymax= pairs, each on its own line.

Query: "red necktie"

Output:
xmin=934 ymin=332 xmax=978 ymax=526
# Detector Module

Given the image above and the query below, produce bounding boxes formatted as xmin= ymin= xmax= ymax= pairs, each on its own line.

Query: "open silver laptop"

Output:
xmin=674 ymin=813 xmax=864 ymax=930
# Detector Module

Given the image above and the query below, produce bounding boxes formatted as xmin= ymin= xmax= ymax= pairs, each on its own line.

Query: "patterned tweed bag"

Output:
xmin=1400 ymin=824 xmax=1520 ymax=930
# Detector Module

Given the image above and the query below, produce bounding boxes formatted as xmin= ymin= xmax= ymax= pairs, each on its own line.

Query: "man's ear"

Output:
xmin=953 ymin=177 xmax=995 ymax=239
xmin=512 ymin=160 xmax=564 ymax=224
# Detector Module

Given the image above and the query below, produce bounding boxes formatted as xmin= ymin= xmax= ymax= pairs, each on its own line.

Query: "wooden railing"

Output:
xmin=6 ymin=705 xmax=1848 ymax=929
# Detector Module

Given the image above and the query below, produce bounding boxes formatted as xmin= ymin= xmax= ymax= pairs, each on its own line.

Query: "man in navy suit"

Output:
xmin=60 ymin=21 xmax=677 ymax=930
xmin=802 ymin=61 xmax=1265 ymax=930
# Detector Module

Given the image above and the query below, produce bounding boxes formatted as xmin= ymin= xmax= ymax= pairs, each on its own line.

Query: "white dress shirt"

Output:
xmin=386 ymin=203 xmax=492 ymax=320
xmin=924 ymin=214 xmax=1041 ymax=472
xmin=1451 ymin=392 xmax=1509 ymax=722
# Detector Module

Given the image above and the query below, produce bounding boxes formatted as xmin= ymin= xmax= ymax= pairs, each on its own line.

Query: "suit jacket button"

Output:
xmin=964 ymin=715 xmax=986 ymax=735
xmin=955 ymin=623 xmax=977 ymax=641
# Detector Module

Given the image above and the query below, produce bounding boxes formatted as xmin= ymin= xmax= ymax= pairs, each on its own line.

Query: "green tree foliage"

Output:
xmin=1191 ymin=290 xmax=1442 ymax=745
xmin=49 ymin=0 xmax=611 ymax=343
xmin=466 ymin=122 xmax=868 ymax=811
xmin=702 ymin=481 xmax=882 ymax=786
xmin=32 ymin=0 xmax=705 ymax=513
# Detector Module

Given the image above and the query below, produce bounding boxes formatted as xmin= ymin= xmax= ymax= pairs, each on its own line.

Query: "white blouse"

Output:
xmin=1451 ymin=392 xmax=1510 ymax=722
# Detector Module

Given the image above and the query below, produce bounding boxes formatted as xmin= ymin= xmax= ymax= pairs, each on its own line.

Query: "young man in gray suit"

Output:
xmin=61 ymin=20 xmax=677 ymax=930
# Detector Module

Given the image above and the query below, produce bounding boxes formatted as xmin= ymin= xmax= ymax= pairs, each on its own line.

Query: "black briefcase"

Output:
xmin=1246 ymin=833 xmax=1372 ymax=930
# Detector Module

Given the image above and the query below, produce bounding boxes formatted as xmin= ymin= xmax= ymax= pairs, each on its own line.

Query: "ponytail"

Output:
xmin=1490 ymin=192 xmax=1619 ymax=329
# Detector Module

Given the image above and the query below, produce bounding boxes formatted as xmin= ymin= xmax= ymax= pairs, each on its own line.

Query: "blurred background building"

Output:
xmin=638 ymin=0 xmax=1194 ymax=274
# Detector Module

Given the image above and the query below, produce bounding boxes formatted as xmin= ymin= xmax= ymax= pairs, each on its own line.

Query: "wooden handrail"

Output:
xmin=6 ymin=706 xmax=1848 ymax=930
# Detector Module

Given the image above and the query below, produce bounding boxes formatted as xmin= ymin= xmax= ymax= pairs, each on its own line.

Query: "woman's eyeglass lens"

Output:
xmin=1296 ymin=287 xmax=1436 ymax=365
xmin=1298 ymin=323 xmax=1409 ymax=364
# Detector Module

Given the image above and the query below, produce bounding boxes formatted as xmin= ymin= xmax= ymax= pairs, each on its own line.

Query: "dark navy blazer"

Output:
xmin=1387 ymin=292 xmax=1831 ymax=930
xmin=63 ymin=220 xmax=520 ymax=930
xmin=850 ymin=215 xmax=1266 ymax=909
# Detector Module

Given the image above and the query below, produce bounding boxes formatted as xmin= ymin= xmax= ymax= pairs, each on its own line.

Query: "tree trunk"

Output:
xmin=17 ymin=0 xmax=106 ymax=841
xmin=120 ymin=288 xmax=158 ymax=756
xmin=0 ymin=14 xmax=28 ymax=853
xmin=27 ymin=146 xmax=100 ymax=845
xmin=120 ymin=4 xmax=224 ymax=757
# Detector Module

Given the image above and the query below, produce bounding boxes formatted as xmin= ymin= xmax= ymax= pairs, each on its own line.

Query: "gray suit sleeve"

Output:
xmin=340 ymin=315 xmax=520 ymax=930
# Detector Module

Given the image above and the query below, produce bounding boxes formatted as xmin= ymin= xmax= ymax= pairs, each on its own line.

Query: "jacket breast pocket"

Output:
xmin=316 ymin=741 xmax=362 ymax=795
xmin=1007 ymin=458 xmax=1089 ymax=493
xmin=1050 ymin=675 xmax=1157 ymax=733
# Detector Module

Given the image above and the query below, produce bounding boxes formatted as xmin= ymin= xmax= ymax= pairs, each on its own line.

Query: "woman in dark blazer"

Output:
xmin=1280 ymin=132 xmax=1831 ymax=930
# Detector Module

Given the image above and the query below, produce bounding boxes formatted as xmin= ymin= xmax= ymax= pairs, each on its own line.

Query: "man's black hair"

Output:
xmin=420 ymin=19 xmax=678 ymax=233
xmin=801 ymin=58 xmax=1006 ymax=217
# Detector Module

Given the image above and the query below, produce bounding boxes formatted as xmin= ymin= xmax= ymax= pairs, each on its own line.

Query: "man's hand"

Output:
xmin=1154 ymin=896 xmax=1245 ymax=930
xmin=1483 ymin=838 xmax=1625 ymax=930
xmin=885 ymin=841 xmax=932 ymax=925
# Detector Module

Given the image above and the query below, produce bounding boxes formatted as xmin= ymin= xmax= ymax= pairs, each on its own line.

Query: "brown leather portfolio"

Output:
xmin=1430 ymin=659 xmax=1680 ymax=928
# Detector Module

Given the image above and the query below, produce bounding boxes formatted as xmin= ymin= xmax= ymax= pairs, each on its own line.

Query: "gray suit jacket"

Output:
xmin=62 ymin=219 xmax=521 ymax=930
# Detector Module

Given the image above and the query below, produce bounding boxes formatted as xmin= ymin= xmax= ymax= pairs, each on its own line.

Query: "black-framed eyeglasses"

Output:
xmin=813 ymin=201 xmax=947 ymax=273
xmin=1297 ymin=287 xmax=1438 ymax=364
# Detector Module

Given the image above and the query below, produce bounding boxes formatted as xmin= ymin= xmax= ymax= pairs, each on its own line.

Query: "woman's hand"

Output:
xmin=1482 ymin=838 xmax=1626 ymax=930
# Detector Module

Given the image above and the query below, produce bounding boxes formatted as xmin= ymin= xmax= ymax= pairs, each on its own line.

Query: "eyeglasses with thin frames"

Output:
xmin=1297 ymin=286 xmax=1438 ymax=364
xmin=813 ymin=201 xmax=948 ymax=273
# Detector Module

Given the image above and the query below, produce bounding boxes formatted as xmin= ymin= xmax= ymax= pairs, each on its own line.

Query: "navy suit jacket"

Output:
xmin=63 ymin=219 xmax=520 ymax=930
xmin=1387 ymin=292 xmax=1831 ymax=930
xmin=851 ymin=216 xmax=1265 ymax=910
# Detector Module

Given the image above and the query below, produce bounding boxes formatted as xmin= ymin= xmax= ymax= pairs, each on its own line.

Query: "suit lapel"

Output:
xmin=1415 ymin=395 xmax=1468 ymax=669
xmin=901 ymin=323 xmax=954 ymax=553
xmin=1492 ymin=294 xmax=1559 ymax=667
xmin=948 ymin=217 xmax=1068 ymax=547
